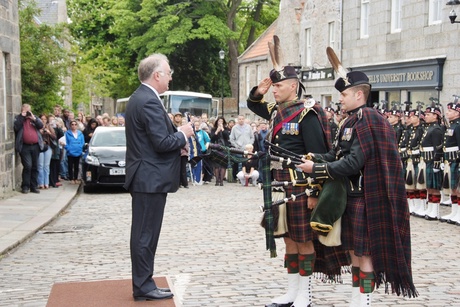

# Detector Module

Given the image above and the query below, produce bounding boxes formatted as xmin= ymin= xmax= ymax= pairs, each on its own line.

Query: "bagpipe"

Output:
xmin=207 ymin=141 xmax=347 ymax=256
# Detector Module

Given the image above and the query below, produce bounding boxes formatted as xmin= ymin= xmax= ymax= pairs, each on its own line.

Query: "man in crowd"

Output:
xmin=229 ymin=115 xmax=254 ymax=181
xmin=14 ymin=104 xmax=44 ymax=194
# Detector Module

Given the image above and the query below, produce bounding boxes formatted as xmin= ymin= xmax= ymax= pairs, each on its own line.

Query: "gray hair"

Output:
xmin=138 ymin=53 xmax=169 ymax=82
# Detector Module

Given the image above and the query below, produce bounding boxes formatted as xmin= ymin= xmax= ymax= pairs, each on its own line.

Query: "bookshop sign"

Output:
xmin=353 ymin=57 xmax=445 ymax=90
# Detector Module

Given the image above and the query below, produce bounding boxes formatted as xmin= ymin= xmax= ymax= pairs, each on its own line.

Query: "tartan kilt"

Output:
xmin=341 ymin=195 xmax=371 ymax=256
xmin=272 ymin=168 xmax=316 ymax=243
xmin=425 ymin=160 xmax=442 ymax=190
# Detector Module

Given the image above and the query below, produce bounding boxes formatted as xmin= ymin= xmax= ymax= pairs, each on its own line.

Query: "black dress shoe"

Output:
xmin=133 ymin=288 xmax=174 ymax=301
xmin=30 ymin=189 xmax=40 ymax=194
xmin=265 ymin=303 xmax=293 ymax=307
xmin=21 ymin=189 xmax=29 ymax=194
xmin=156 ymin=287 xmax=171 ymax=292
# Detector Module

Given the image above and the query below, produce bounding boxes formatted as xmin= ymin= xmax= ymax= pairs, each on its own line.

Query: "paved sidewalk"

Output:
xmin=0 ymin=182 xmax=80 ymax=256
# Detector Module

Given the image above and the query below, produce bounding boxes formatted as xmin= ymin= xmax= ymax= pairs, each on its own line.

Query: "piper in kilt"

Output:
xmin=247 ymin=64 xmax=350 ymax=307
xmin=406 ymin=110 xmax=425 ymax=216
xmin=440 ymin=103 xmax=460 ymax=223
xmin=298 ymin=69 xmax=417 ymax=306
xmin=418 ymin=107 xmax=444 ymax=220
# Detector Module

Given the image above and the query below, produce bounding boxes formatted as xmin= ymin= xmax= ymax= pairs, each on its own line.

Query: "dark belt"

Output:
xmin=23 ymin=143 xmax=38 ymax=145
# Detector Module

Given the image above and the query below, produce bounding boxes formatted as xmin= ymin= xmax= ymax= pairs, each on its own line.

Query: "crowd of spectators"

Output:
xmin=15 ymin=103 xmax=126 ymax=193
xmin=15 ymin=102 xmax=268 ymax=193
xmin=169 ymin=112 xmax=266 ymax=187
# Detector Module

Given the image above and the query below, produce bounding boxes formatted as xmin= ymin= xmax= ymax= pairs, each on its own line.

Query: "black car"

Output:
xmin=82 ymin=126 xmax=126 ymax=193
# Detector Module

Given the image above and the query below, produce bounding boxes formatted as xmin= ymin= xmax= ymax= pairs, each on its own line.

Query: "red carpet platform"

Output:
xmin=47 ymin=277 xmax=178 ymax=307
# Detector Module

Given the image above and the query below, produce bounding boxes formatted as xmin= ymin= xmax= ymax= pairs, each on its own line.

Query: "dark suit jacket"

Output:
xmin=124 ymin=84 xmax=187 ymax=193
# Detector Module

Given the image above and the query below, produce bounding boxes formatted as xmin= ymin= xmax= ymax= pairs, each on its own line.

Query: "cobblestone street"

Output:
xmin=0 ymin=182 xmax=460 ymax=306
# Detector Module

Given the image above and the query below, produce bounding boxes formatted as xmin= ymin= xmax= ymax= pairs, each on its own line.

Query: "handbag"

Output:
xmin=40 ymin=143 xmax=49 ymax=152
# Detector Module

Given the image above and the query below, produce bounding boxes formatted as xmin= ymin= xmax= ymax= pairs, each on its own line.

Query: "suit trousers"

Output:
xmin=130 ymin=191 xmax=167 ymax=296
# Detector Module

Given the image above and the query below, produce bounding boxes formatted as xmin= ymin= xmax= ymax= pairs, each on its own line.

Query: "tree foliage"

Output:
xmin=19 ymin=1 xmax=71 ymax=114
xmin=67 ymin=0 xmax=279 ymax=101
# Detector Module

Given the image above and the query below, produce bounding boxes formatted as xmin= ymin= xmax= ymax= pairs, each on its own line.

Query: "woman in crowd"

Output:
xmin=210 ymin=116 xmax=230 ymax=186
xmin=37 ymin=114 xmax=57 ymax=189
xmin=48 ymin=115 xmax=64 ymax=188
xmin=110 ymin=116 xmax=118 ymax=126
xmin=188 ymin=125 xmax=202 ymax=185
xmin=76 ymin=112 xmax=86 ymax=130
xmin=194 ymin=120 xmax=211 ymax=184
xmin=83 ymin=118 xmax=99 ymax=143
xmin=63 ymin=119 xmax=85 ymax=184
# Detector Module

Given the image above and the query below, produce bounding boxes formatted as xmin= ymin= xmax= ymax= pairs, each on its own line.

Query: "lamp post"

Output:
xmin=447 ymin=0 xmax=460 ymax=23
xmin=219 ymin=49 xmax=225 ymax=118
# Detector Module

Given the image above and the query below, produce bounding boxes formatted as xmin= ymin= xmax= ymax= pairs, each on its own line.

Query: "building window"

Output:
xmin=256 ymin=65 xmax=261 ymax=84
xmin=360 ymin=0 xmax=370 ymax=38
xmin=328 ymin=22 xmax=336 ymax=49
xmin=305 ymin=28 xmax=312 ymax=67
xmin=245 ymin=66 xmax=250 ymax=98
xmin=429 ymin=0 xmax=442 ymax=24
xmin=391 ymin=0 xmax=401 ymax=32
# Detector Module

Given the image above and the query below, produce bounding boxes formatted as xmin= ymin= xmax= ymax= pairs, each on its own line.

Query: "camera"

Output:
xmin=26 ymin=111 xmax=32 ymax=117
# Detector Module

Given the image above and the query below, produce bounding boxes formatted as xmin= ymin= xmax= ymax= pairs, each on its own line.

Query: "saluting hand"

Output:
xmin=254 ymin=77 xmax=272 ymax=96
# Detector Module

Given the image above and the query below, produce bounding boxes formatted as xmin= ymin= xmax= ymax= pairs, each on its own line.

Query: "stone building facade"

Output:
xmin=0 ymin=0 xmax=22 ymax=199
xmin=239 ymin=0 xmax=460 ymax=116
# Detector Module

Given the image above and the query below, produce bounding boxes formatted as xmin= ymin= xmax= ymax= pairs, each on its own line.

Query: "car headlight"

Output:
xmin=85 ymin=154 xmax=100 ymax=166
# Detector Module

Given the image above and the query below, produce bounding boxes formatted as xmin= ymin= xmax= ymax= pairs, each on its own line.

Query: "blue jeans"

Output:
xmin=38 ymin=147 xmax=52 ymax=186
xmin=19 ymin=143 xmax=40 ymax=190
xmin=60 ymin=147 xmax=68 ymax=179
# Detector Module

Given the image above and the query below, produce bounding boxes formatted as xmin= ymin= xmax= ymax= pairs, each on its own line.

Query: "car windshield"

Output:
xmin=90 ymin=129 xmax=126 ymax=147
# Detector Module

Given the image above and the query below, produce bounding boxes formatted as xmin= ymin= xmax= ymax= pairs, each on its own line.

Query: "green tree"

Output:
xmin=19 ymin=1 xmax=71 ymax=114
xmin=67 ymin=0 xmax=279 ymax=100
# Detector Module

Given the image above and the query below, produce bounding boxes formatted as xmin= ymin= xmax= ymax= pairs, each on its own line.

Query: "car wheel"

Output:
xmin=83 ymin=185 xmax=93 ymax=193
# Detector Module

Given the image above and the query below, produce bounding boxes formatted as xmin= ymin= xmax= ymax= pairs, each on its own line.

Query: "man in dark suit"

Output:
xmin=124 ymin=53 xmax=194 ymax=301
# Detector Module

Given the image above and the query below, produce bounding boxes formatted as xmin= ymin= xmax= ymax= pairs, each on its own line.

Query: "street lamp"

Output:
xmin=447 ymin=0 xmax=460 ymax=23
xmin=219 ymin=49 xmax=225 ymax=118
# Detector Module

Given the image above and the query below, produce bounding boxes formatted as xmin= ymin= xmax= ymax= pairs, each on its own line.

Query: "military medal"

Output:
xmin=294 ymin=123 xmax=299 ymax=135
xmin=342 ymin=128 xmax=352 ymax=141
xmin=282 ymin=123 xmax=287 ymax=134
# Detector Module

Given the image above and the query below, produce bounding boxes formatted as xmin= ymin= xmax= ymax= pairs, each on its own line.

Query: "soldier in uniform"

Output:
xmin=325 ymin=106 xmax=339 ymax=141
xmin=417 ymin=107 xmax=444 ymax=220
xmin=387 ymin=109 xmax=404 ymax=145
xmin=398 ymin=110 xmax=411 ymax=208
xmin=297 ymin=70 xmax=417 ymax=305
xmin=247 ymin=66 xmax=349 ymax=307
xmin=440 ymin=103 xmax=460 ymax=224
xmin=406 ymin=110 xmax=425 ymax=215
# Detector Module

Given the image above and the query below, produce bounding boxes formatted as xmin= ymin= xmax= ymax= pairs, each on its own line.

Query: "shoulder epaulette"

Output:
xmin=299 ymin=105 xmax=317 ymax=123
xmin=267 ymin=102 xmax=277 ymax=114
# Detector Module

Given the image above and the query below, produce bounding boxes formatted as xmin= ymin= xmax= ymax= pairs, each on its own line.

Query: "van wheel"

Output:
xmin=83 ymin=185 xmax=93 ymax=193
